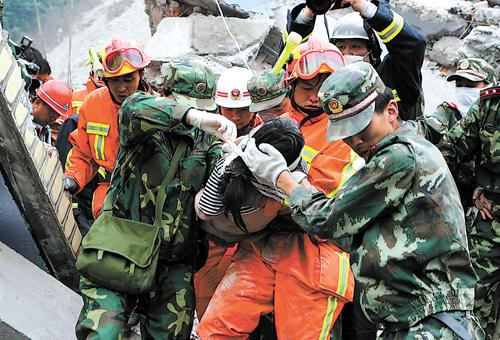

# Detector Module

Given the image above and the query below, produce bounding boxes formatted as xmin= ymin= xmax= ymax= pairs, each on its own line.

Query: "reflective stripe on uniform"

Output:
xmin=93 ymin=135 xmax=105 ymax=161
xmin=301 ymin=145 xmax=319 ymax=166
xmin=392 ymin=89 xmax=401 ymax=102
xmin=335 ymin=251 xmax=351 ymax=297
xmin=72 ymin=100 xmax=84 ymax=114
xmin=72 ymin=202 xmax=78 ymax=208
xmin=65 ymin=149 xmax=73 ymax=170
xmin=87 ymin=122 xmax=110 ymax=161
xmin=376 ymin=11 xmax=404 ymax=43
xmin=319 ymin=295 xmax=338 ymax=340
xmin=86 ymin=122 xmax=110 ymax=136
xmin=327 ymin=149 xmax=359 ymax=198
xmin=98 ymin=166 xmax=107 ymax=179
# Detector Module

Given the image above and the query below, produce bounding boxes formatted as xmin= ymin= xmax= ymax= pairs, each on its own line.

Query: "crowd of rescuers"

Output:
xmin=19 ymin=0 xmax=498 ymax=339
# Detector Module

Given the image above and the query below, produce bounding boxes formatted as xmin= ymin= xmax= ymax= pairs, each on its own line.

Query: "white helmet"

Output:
xmin=215 ymin=67 xmax=252 ymax=108
xmin=331 ymin=12 xmax=369 ymax=41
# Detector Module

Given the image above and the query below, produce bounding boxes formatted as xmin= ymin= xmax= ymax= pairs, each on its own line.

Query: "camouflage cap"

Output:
xmin=318 ymin=62 xmax=386 ymax=142
xmin=163 ymin=60 xmax=216 ymax=111
xmin=247 ymin=69 xmax=289 ymax=112
xmin=447 ymin=58 xmax=495 ymax=84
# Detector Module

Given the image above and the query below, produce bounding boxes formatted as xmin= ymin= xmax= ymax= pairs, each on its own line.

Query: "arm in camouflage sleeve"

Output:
xmin=438 ymin=101 xmax=481 ymax=175
xmin=288 ymin=143 xmax=415 ymax=244
xmin=118 ymin=92 xmax=193 ymax=148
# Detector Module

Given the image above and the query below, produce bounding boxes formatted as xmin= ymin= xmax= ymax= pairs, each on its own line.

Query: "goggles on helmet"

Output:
xmin=103 ymin=48 xmax=147 ymax=74
xmin=295 ymin=49 xmax=345 ymax=80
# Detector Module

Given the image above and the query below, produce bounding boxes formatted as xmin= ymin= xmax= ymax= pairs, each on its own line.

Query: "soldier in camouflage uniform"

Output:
xmin=241 ymin=62 xmax=484 ymax=339
xmin=417 ymin=58 xmax=495 ymax=145
xmin=440 ymin=84 xmax=500 ymax=339
xmin=75 ymin=62 xmax=237 ymax=339
xmin=247 ymin=69 xmax=291 ymax=121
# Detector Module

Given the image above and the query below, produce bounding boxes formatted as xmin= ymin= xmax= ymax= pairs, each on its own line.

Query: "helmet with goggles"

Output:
xmin=285 ymin=37 xmax=345 ymax=87
xmin=102 ymin=38 xmax=150 ymax=78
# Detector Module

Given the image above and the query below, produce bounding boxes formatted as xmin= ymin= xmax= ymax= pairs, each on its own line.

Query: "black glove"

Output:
xmin=63 ymin=175 xmax=79 ymax=194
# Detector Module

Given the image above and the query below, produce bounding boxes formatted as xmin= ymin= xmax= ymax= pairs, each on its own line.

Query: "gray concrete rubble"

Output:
xmin=192 ymin=16 xmax=273 ymax=56
xmin=474 ymin=7 xmax=500 ymax=25
xmin=428 ymin=36 xmax=464 ymax=67
xmin=459 ymin=25 xmax=500 ymax=76
xmin=0 ymin=241 xmax=82 ymax=340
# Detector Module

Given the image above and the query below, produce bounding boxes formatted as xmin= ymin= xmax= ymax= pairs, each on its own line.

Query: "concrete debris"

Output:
xmin=428 ymin=36 xmax=464 ymax=67
xmin=192 ymin=16 xmax=272 ymax=55
xmin=459 ymin=25 xmax=500 ymax=76
xmin=144 ymin=17 xmax=195 ymax=61
xmin=474 ymin=7 xmax=500 ymax=25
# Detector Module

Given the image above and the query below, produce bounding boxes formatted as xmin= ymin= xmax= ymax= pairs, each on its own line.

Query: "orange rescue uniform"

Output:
xmin=197 ymin=107 xmax=357 ymax=339
xmin=65 ymin=86 xmax=120 ymax=218
xmin=70 ymin=77 xmax=99 ymax=116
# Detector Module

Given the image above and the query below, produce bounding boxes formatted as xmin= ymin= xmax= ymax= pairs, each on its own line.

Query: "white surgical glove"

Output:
xmin=186 ymin=109 xmax=237 ymax=142
xmin=241 ymin=138 xmax=289 ymax=186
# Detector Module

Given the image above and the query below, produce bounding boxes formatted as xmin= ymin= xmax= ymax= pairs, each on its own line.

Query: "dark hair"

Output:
xmin=374 ymin=86 xmax=395 ymax=113
xmin=220 ymin=117 xmax=304 ymax=231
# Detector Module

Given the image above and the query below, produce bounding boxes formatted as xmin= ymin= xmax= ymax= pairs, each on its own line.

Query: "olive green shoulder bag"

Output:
xmin=76 ymin=140 xmax=187 ymax=294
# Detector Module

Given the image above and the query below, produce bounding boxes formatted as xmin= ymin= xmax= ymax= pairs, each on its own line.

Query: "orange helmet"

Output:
xmin=102 ymin=38 xmax=150 ymax=78
xmin=35 ymin=79 xmax=72 ymax=119
xmin=285 ymin=37 xmax=345 ymax=86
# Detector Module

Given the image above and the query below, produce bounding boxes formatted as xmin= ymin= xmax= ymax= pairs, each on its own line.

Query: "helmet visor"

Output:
xmin=104 ymin=48 xmax=145 ymax=74
xmin=296 ymin=50 xmax=345 ymax=80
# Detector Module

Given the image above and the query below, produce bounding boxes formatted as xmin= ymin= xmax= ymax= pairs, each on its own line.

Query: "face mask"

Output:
xmin=455 ymin=86 xmax=480 ymax=117
xmin=344 ymin=55 xmax=365 ymax=65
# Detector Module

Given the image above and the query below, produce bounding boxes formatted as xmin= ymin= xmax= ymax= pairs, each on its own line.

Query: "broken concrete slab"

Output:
xmin=474 ymin=7 xmax=500 ymax=25
xmin=192 ymin=16 xmax=273 ymax=56
xmin=144 ymin=16 xmax=195 ymax=62
xmin=0 ymin=241 xmax=82 ymax=340
xmin=428 ymin=36 xmax=464 ymax=67
xmin=459 ymin=25 xmax=500 ymax=68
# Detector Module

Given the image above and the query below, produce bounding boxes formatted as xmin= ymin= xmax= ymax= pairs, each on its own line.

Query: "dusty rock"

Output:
xmin=459 ymin=25 xmax=500 ymax=66
xmin=474 ymin=7 xmax=500 ymax=25
xmin=144 ymin=17 xmax=195 ymax=61
xmin=192 ymin=16 xmax=273 ymax=55
xmin=428 ymin=36 xmax=464 ymax=67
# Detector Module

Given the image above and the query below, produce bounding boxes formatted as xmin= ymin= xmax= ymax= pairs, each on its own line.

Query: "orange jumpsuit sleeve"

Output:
xmin=64 ymin=99 xmax=97 ymax=192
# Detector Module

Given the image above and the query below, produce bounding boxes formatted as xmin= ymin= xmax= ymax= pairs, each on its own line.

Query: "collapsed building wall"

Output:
xmin=0 ymin=24 xmax=81 ymax=291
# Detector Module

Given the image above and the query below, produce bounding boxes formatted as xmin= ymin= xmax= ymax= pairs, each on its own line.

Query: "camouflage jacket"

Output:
xmin=108 ymin=92 xmax=221 ymax=262
xmin=414 ymin=102 xmax=461 ymax=145
xmin=440 ymin=86 xmax=500 ymax=202
xmin=288 ymin=122 xmax=476 ymax=331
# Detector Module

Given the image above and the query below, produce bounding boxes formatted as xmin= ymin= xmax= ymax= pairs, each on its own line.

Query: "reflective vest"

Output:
xmin=69 ymin=78 xmax=99 ymax=116
xmin=65 ymin=86 xmax=120 ymax=191
xmin=288 ymin=108 xmax=359 ymax=197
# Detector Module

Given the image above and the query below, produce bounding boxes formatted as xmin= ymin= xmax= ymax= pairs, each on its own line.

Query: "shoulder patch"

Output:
xmin=480 ymin=86 xmax=500 ymax=99
xmin=443 ymin=101 xmax=458 ymax=110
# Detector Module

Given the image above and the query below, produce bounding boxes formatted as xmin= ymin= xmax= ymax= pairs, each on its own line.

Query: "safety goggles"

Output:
xmin=103 ymin=48 xmax=146 ymax=74
xmin=295 ymin=49 xmax=345 ymax=80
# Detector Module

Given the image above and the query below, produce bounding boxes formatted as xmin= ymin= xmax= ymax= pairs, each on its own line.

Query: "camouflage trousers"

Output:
xmin=75 ymin=262 xmax=195 ymax=340
xmin=467 ymin=213 xmax=500 ymax=340
xmin=382 ymin=311 xmax=485 ymax=340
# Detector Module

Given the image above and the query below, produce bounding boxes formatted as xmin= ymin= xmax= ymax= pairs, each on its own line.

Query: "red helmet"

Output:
xmin=285 ymin=37 xmax=345 ymax=86
xmin=35 ymin=80 xmax=72 ymax=119
xmin=102 ymin=38 xmax=150 ymax=78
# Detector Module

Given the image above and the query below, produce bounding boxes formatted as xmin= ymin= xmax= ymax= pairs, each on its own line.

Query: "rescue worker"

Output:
xmin=284 ymin=0 xmax=426 ymax=120
xmin=417 ymin=58 xmax=496 ymax=145
xmin=30 ymin=79 xmax=72 ymax=144
xmin=247 ymin=68 xmax=291 ymax=122
xmin=440 ymin=83 xmax=500 ymax=339
xmin=70 ymin=59 xmax=106 ymax=116
xmin=215 ymin=66 xmax=262 ymax=137
xmin=75 ymin=89 xmax=237 ymax=339
xmin=63 ymin=38 xmax=154 ymax=218
xmin=242 ymin=61 xmax=484 ymax=339
xmin=193 ymin=66 xmax=262 ymax=322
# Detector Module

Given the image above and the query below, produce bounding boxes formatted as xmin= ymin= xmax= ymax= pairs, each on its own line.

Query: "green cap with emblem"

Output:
xmin=447 ymin=57 xmax=495 ymax=84
xmin=247 ymin=69 xmax=289 ymax=112
xmin=319 ymin=62 xmax=386 ymax=142
xmin=163 ymin=60 xmax=216 ymax=111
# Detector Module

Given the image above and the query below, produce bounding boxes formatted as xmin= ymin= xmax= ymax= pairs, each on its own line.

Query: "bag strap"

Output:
xmin=153 ymin=139 xmax=188 ymax=226
xmin=100 ymin=139 xmax=188 ymax=223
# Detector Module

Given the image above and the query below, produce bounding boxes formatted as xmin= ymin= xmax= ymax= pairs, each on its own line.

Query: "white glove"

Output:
xmin=186 ymin=109 xmax=237 ymax=142
xmin=240 ymin=138 xmax=289 ymax=186
xmin=291 ymin=170 xmax=307 ymax=184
